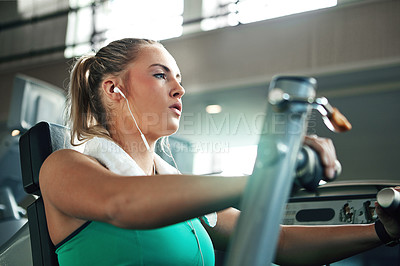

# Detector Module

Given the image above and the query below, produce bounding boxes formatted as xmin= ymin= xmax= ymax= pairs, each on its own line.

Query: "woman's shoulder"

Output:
xmin=46 ymin=148 xmax=99 ymax=163
xmin=40 ymin=149 xmax=102 ymax=179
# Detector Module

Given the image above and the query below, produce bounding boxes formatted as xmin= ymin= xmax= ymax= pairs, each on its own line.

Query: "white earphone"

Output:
xmin=113 ymin=87 xmax=150 ymax=152
xmin=113 ymin=87 xmax=126 ymax=99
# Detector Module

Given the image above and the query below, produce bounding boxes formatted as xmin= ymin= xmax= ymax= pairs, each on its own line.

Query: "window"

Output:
xmin=105 ymin=0 xmax=183 ymax=42
xmin=201 ymin=0 xmax=337 ymax=31
xmin=64 ymin=0 xmax=338 ymax=57
xmin=65 ymin=0 xmax=183 ymax=57
xmin=193 ymin=144 xmax=258 ymax=176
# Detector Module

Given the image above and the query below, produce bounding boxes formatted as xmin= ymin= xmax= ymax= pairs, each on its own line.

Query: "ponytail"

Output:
xmin=67 ymin=55 xmax=111 ymax=146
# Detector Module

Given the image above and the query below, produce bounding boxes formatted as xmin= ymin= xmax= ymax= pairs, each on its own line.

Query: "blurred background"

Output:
xmin=1 ymin=0 xmax=399 ymax=181
xmin=0 ymin=0 xmax=399 ymax=263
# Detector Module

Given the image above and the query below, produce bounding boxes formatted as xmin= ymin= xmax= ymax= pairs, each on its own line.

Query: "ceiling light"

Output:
xmin=206 ymin=104 xmax=222 ymax=114
xmin=11 ymin=129 xmax=20 ymax=137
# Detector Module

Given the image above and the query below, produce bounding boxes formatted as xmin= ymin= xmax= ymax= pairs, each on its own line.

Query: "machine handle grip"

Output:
xmin=295 ymin=146 xmax=341 ymax=191
xmin=328 ymin=107 xmax=352 ymax=132
xmin=377 ymin=188 xmax=400 ymax=213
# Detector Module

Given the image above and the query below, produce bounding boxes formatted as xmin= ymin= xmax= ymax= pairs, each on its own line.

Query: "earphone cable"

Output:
xmin=123 ymin=97 xmax=150 ymax=151
xmin=165 ymin=141 xmax=180 ymax=174
xmin=187 ymin=220 xmax=205 ymax=266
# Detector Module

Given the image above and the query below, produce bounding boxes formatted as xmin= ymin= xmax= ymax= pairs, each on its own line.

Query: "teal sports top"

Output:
xmin=55 ymin=218 xmax=215 ymax=266
xmin=55 ymin=137 xmax=217 ymax=265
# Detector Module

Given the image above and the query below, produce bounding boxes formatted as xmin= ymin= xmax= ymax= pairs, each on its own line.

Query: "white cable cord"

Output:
xmin=187 ymin=221 xmax=205 ymax=266
xmin=165 ymin=141 xmax=204 ymax=264
xmin=123 ymin=96 xmax=150 ymax=151
xmin=165 ymin=142 xmax=203 ymax=264
xmin=165 ymin=141 xmax=180 ymax=174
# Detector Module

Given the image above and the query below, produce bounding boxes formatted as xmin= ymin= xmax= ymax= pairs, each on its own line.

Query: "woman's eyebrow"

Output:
xmin=149 ymin=63 xmax=181 ymax=80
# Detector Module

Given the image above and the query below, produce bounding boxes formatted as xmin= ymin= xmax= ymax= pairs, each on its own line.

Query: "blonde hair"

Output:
xmin=66 ymin=38 xmax=160 ymax=146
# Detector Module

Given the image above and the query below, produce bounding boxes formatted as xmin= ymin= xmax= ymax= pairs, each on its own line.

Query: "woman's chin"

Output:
xmin=157 ymin=125 xmax=179 ymax=137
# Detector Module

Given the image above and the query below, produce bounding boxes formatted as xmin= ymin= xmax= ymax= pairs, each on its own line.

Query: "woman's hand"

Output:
xmin=303 ymin=135 xmax=337 ymax=180
xmin=375 ymin=187 xmax=400 ymax=240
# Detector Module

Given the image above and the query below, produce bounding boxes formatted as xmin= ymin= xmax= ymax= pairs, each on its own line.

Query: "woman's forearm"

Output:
xmin=275 ymin=224 xmax=382 ymax=266
xmin=107 ymin=174 xmax=247 ymax=229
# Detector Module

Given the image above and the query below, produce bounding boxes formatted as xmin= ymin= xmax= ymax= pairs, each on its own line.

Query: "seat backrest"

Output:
xmin=19 ymin=121 xmax=71 ymax=266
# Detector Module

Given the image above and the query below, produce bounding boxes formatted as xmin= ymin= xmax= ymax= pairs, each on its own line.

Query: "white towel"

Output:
xmin=83 ymin=137 xmax=217 ymax=227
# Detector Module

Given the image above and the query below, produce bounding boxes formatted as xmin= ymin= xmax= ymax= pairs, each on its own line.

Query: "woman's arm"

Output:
xmin=204 ymin=209 xmax=387 ymax=266
xmin=39 ymin=149 xmax=247 ymax=229
xmin=275 ymin=224 xmax=381 ymax=266
xmin=201 ymin=207 xmax=241 ymax=251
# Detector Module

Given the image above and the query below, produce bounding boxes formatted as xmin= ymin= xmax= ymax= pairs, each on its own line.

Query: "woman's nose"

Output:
xmin=171 ymin=80 xmax=185 ymax=99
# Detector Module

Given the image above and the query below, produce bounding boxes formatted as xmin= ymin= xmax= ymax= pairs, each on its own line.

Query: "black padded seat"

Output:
xmin=19 ymin=121 xmax=71 ymax=266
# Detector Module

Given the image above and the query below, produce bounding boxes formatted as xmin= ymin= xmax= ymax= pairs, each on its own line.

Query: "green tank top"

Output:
xmin=55 ymin=218 xmax=215 ymax=266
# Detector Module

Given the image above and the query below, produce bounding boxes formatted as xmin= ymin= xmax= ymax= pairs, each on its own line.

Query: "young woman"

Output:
xmin=39 ymin=38 xmax=400 ymax=265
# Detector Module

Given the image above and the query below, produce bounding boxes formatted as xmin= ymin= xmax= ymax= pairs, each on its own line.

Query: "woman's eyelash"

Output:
xmin=154 ymin=73 xmax=166 ymax=79
xmin=154 ymin=73 xmax=183 ymax=86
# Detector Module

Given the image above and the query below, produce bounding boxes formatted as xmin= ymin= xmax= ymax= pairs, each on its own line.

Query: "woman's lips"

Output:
xmin=169 ymin=102 xmax=182 ymax=116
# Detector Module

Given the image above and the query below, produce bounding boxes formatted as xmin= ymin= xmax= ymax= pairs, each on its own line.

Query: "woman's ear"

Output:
xmin=102 ymin=79 xmax=123 ymax=101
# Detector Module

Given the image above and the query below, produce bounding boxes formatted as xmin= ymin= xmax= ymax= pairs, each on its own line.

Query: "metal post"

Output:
xmin=226 ymin=76 xmax=317 ymax=266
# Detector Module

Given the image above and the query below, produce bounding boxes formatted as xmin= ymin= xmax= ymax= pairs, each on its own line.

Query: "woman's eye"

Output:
xmin=154 ymin=73 xmax=166 ymax=79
